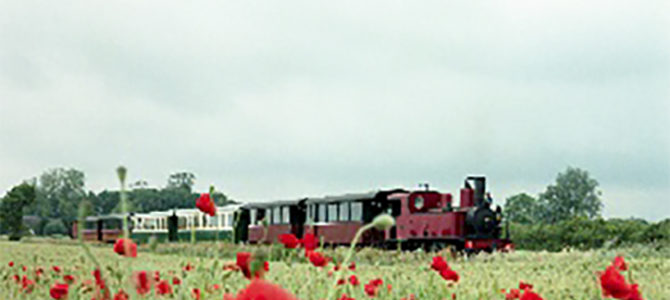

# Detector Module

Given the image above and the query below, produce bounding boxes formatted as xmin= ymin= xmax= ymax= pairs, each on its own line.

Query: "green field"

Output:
xmin=1 ymin=239 xmax=668 ymax=299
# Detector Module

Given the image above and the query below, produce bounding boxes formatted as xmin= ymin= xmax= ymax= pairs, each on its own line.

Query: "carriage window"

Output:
xmin=351 ymin=202 xmax=363 ymax=221
xmin=328 ymin=203 xmax=338 ymax=222
xmin=257 ymin=209 xmax=266 ymax=225
xmin=318 ymin=204 xmax=326 ymax=223
xmin=339 ymin=202 xmax=350 ymax=221
xmin=273 ymin=207 xmax=281 ymax=224
xmin=250 ymin=209 xmax=257 ymax=225
xmin=104 ymin=219 xmax=122 ymax=229
xmin=227 ymin=213 xmax=234 ymax=227
xmin=85 ymin=221 xmax=97 ymax=230
xmin=178 ymin=217 xmax=187 ymax=229
xmin=282 ymin=206 xmax=290 ymax=224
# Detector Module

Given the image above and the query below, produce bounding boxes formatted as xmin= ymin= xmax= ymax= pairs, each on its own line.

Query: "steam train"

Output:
xmin=73 ymin=176 xmax=512 ymax=252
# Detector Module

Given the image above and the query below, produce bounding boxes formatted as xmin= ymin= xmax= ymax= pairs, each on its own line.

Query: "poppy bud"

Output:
xmin=372 ymin=214 xmax=395 ymax=230
xmin=116 ymin=166 xmax=127 ymax=184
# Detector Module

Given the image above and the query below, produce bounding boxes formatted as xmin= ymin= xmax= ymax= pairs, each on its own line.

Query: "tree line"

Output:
xmin=503 ymin=167 xmax=669 ymax=250
xmin=0 ymin=168 xmax=234 ymax=238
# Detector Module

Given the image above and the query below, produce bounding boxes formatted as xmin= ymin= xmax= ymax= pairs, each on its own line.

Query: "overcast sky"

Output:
xmin=1 ymin=1 xmax=668 ymax=221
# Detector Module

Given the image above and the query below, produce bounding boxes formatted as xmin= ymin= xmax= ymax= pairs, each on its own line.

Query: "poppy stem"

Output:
xmin=326 ymin=223 xmax=374 ymax=300
xmin=77 ymin=200 xmax=102 ymax=272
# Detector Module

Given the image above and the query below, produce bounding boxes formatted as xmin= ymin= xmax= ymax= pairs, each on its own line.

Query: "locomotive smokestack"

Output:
xmin=466 ymin=176 xmax=486 ymax=207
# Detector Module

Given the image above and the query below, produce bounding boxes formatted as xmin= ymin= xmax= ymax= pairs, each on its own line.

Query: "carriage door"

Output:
xmin=290 ymin=203 xmax=307 ymax=238
xmin=234 ymin=209 xmax=250 ymax=243
xmin=96 ymin=219 xmax=103 ymax=242
xmin=168 ymin=214 xmax=178 ymax=242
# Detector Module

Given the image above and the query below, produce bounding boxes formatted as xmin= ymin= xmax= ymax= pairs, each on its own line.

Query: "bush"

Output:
xmin=510 ymin=217 xmax=670 ymax=251
xmin=43 ymin=219 xmax=68 ymax=236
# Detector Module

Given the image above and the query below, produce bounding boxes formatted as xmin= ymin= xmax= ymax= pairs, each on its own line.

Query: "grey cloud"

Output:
xmin=1 ymin=0 xmax=668 ymax=221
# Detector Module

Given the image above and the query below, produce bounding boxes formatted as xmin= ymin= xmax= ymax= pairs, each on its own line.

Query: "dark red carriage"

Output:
xmin=239 ymin=176 xmax=512 ymax=252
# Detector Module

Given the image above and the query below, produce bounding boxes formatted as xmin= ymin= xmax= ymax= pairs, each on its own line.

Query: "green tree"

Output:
xmin=32 ymin=168 xmax=86 ymax=233
xmin=0 ymin=183 xmax=37 ymax=241
xmin=538 ymin=167 xmax=602 ymax=223
xmin=166 ymin=172 xmax=196 ymax=192
xmin=504 ymin=193 xmax=541 ymax=224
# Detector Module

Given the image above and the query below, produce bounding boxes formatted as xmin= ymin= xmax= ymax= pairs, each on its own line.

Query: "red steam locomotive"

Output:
xmin=235 ymin=176 xmax=512 ymax=251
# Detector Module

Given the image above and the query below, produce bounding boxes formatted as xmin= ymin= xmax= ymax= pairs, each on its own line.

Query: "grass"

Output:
xmin=1 ymin=238 xmax=669 ymax=299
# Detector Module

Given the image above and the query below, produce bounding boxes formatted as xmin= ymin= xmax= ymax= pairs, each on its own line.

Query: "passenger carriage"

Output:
xmin=130 ymin=205 xmax=242 ymax=243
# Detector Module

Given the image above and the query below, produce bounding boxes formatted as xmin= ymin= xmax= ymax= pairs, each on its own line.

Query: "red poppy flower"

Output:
xmin=348 ymin=262 xmax=356 ymax=271
xmin=35 ymin=267 xmax=44 ymax=278
xmin=12 ymin=274 xmax=20 ymax=283
xmin=156 ymin=280 xmax=172 ymax=295
xmin=93 ymin=269 xmax=106 ymax=289
xmin=196 ymin=193 xmax=216 ymax=216
xmin=387 ymin=284 xmax=393 ymax=293
xmin=333 ymin=264 xmax=341 ymax=271
xmin=232 ymin=279 xmax=298 ymax=300
xmin=307 ymin=251 xmax=329 ymax=267
xmin=279 ymin=233 xmax=300 ymax=249
xmin=236 ymin=252 xmax=267 ymax=279
xmin=338 ymin=294 xmax=355 ymax=300
xmin=21 ymin=275 xmax=34 ymax=293
xmin=52 ymin=266 xmax=61 ymax=273
xmin=192 ymin=288 xmax=201 ymax=300
xmin=64 ymin=274 xmax=75 ymax=284
xmin=349 ymin=275 xmax=360 ymax=286
xmin=8 ymin=261 xmax=14 ymax=267
xmin=370 ymin=278 xmax=383 ymax=287
xmin=337 ymin=278 xmax=346 ymax=285
xmin=520 ymin=290 xmax=544 ymax=300
xmin=519 ymin=281 xmax=533 ymax=290
xmin=600 ymin=266 xmax=632 ymax=299
xmin=627 ymin=284 xmax=643 ymax=300
xmin=113 ymin=289 xmax=129 ymax=300
xmin=154 ymin=271 xmax=161 ymax=282
xmin=439 ymin=268 xmax=459 ymax=282
xmin=364 ymin=283 xmax=378 ymax=297
xmin=172 ymin=277 xmax=181 ymax=285
xmin=431 ymin=256 xmax=449 ymax=272
xmin=301 ymin=233 xmax=318 ymax=252
xmin=613 ymin=256 xmax=628 ymax=271
xmin=49 ymin=283 xmax=69 ymax=299
xmin=134 ymin=271 xmax=152 ymax=295
xmin=506 ymin=288 xmax=521 ymax=300
xmin=183 ymin=263 xmax=194 ymax=271
xmin=113 ymin=238 xmax=138 ymax=258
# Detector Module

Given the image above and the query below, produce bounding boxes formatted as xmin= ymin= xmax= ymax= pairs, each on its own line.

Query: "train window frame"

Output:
xmin=318 ymin=204 xmax=326 ymax=223
xmin=328 ymin=203 xmax=338 ymax=222
xmin=227 ymin=213 xmax=234 ymax=227
xmin=339 ymin=202 xmax=350 ymax=222
xmin=350 ymin=201 xmax=363 ymax=221
xmin=282 ymin=206 xmax=290 ymax=224
xmin=273 ymin=206 xmax=281 ymax=225
xmin=307 ymin=205 xmax=314 ymax=223
xmin=250 ymin=209 xmax=257 ymax=226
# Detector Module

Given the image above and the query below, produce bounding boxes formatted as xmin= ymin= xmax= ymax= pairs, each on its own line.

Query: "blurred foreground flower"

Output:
xmin=224 ymin=279 xmax=297 ymax=300
xmin=113 ymin=238 xmax=137 ymax=257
